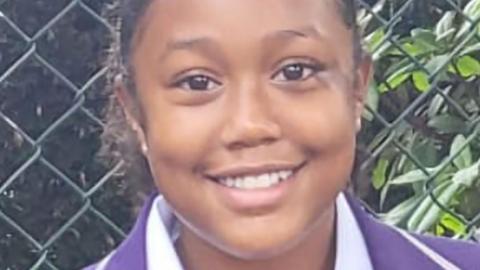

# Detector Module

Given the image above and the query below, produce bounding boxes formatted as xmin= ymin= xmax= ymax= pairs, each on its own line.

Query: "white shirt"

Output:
xmin=146 ymin=193 xmax=373 ymax=270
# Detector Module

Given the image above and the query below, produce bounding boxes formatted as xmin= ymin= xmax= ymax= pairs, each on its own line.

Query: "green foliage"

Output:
xmin=359 ymin=0 xmax=480 ymax=238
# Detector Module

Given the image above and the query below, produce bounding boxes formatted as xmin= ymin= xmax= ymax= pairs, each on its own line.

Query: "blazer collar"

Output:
xmin=102 ymin=194 xmax=155 ymax=270
xmin=103 ymin=192 xmax=441 ymax=270
xmin=343 ymin=192 xmax=442 ymax=270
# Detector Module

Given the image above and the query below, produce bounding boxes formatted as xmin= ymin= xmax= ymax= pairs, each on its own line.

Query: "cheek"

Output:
xmin=278 ymin=89 xmax=357 ymax=149
xmin=143 ymin=103 xmax=222 ymax=169
xmin=280 ymin=89 xmax=357 ymax=195
xmin=141 ymin=103 xmax=225 ymax=230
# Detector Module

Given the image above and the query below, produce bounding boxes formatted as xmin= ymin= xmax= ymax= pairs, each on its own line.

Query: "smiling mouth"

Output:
xmin=207 ymin=162 xmax=305 ymax=190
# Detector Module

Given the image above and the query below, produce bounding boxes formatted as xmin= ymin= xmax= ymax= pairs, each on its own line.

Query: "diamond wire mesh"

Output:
xmin=0 ymin=0 xmax=479 ymax=269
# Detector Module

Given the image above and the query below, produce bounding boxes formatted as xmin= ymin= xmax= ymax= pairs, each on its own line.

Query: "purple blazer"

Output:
xmin=84 ymin=192 xmax=480 ymax=270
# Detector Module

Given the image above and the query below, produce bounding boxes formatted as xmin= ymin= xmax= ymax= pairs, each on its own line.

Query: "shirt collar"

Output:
xmin=334 ymin=193 xmax=373 ymax=270
xmin=146 ymin=196 xmax=183 ymax=270
xmin=146 ymin=193 xmax=373 ymax=270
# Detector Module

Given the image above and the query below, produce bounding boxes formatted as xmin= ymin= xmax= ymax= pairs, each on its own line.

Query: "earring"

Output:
xmin=356 ymin=118 xmax=362 ymax=131
xmin=141 ymin=143 xmax=148 ymax=155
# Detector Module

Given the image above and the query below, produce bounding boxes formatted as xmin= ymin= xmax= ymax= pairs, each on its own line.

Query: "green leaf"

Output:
xmin=435 ymin=11 xmax=456 ymax=42
xmin=450 ymin=135 xmax=472 ymax=169
xmin=460 ymin=43 xmax=480 ymax=56
xmin=379 ymin=62 xmax=414 ymax=92
xmin=402 ymin=42 xmax=425 ymax=57
xmin=378 ymin=73 xmax=410 ymax=92
xmin=366 ymin=128 xmax=390 ymax=153
xmin=389 ymin=167 xmax=440 ymax=186
xmin=428 ymin=114 xmax=467 ymax=134
xmin=381 ymin=195 xmax=423 ymax=226
xmin=362 ymin=82 xmax=380 ymax=121
xmin=357 ymin=0 xmax=387 ymax=30
xmin=463 ymin=0 xmax=480 ymax=20
xmin=410 ymin=28 xmax=438 ymax=53
xmin=372 ymin=40 xmax=393 ymax=61
xmin=428 ymin=88 xmax=450 ymax=118
xmin=384 ymin=58 xmax=413 ymax=76
xmin=456 ymin=22 xmax=473 ymax=40
xmin=456 ymin=0 xmax=480 ymax=39
xmin=372 ymin=158 xmax=389 ymax=189
xmin=417 ymin=182 xmax=461 ymax=233
xmin=456 ymin=55 xmax=480 ymax=77
xmin=436 ymin=223 xmax=446 ymax=236
xmin=452 ymin=160 xmax=480 ymax=188
xmin=412 ymin=71 xmax=430 ymax=92
xmin=409 ymin=181 xmax=461 ymax=233
xmin=413 ymin=139 xmax=439 ymax=167
xmin=365 ymin=28 xmax=385 ymax=53
xmin=425 ymin=55 xmax=450 ymax=75
xmin=439 ymin=213 xmax=467 ymax=236
xmin=437 ymin=28 xmax=456 ymax=44
xmin=407 ymin=181 xmax=450 ymax=231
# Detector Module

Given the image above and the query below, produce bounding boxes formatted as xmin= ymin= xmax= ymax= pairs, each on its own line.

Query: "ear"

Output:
xmin=114 ymin=75 xmax=149 ymax=156
xmin=353 ymin=54 xmax=373 ymax=132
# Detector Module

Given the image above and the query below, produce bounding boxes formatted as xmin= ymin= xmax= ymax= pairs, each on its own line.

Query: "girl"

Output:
xmin=85 ymin=0 xmax=480 ymax=269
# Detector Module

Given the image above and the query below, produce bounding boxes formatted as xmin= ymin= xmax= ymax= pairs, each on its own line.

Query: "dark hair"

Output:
xmin=100 ymin=0 xmax=362 ymax=202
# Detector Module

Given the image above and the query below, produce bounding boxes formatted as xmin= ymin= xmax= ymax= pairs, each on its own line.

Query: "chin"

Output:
xmin=211 ymin=223 xmax=309 ymax=260
xmin=217 ymin=240 xmax=298 ymax=261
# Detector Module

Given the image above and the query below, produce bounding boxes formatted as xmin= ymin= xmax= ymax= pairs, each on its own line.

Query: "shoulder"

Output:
xmin=413 ymin=232 xmax=480 ymax=268
xmin=367 ymin=210 xmax=480 ymax=269
xmin=344 ymin=192 xmax=480 ymax=269
xmin=366 ymin=214 xmax=480 ymax=269
xmin=418 ymin=232 xmax=480 ymax=254
xmin=81 ymin=251 xmax=115 ymax=270
xmin=81 ymin=194 xmax=158 ymax=270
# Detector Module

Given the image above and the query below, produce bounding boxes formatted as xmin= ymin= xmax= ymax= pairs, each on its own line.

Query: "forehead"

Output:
xmin=138 ymin=0 xmax=348 ymax=38
xmin=132 ymin=0 xmax=353 ymax=65
xmin=141 ymin=0 xmax=340 ymax=21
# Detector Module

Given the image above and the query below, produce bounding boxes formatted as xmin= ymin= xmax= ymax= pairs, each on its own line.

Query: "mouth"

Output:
xmin=205 ymin=161 xmax=307 ymax=211
xmin=206 ymin=162 xmax=306 ymax=190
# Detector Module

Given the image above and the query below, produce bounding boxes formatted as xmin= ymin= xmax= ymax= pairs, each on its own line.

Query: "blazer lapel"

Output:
xmin=344 ymin=192 xmax=442 ymax=270
xmin=102 ymin=194 xmax=156 ymax=270
xmin=99 ymin=192 xmax=446 ymax=270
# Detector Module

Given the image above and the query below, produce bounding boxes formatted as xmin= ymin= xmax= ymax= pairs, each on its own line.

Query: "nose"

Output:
xmin=220 ymin=87 xmax=282 ymax=150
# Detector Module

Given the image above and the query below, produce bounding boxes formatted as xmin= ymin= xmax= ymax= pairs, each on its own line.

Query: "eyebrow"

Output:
xmin=263 ymin=25 xmax=325 ymax=44
xmin=166 ymin=36 xmax=214 ymax=51
xmin=159 ymin=36 xmax=224 ymax=64
xmin=159 ymin=25 xmax=324 ymax=62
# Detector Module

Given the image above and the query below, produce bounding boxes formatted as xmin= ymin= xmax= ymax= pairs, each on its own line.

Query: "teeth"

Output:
xmin=279 ymin=170 xmax=292 ymax=181
xmin=226 ymin=177 xmax=235 ymax=188
xmin=234 ymin=177 xmax=243 ymax=188
xmin=270 ymin=172 xmax=280 ymax=184
xmin=258 ymin=174 xmax=270 ymax=187
xmin=218 ymin=170 xmax=294 ymax=190
xmin=245 ymin=176 xmax=256 ymax=189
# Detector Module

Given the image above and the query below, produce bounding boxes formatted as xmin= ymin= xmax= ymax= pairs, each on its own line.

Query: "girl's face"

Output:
xmin=125 ymin=0 xmax=370 ymax=259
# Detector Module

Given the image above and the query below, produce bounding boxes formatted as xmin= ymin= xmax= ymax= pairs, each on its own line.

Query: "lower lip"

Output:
xmin=209 ymin=168 xmax=302 ymax=212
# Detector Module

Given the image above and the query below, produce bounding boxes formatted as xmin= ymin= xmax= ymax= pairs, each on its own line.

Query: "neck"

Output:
xmin=176 ymin=206 xmax=337 ymax=270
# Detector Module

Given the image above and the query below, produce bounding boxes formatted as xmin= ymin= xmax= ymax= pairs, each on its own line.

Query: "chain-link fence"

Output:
xmin=0 ymin=0 xmax=479 ymax=269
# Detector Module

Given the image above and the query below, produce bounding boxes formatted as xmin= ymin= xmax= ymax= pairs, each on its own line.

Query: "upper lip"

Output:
xmin=205 ymin=161 xmax=306 ymax=179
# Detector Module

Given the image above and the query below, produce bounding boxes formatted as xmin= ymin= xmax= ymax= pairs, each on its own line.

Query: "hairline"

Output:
xmin=119 ymin=0 xmax=360 ymax=69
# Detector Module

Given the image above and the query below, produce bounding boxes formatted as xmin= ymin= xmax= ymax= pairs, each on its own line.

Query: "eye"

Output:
xmin=272 ymin=61 xmax=322 ymax=82
xmin=174 ymin=74 xmax=221 ymax=91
